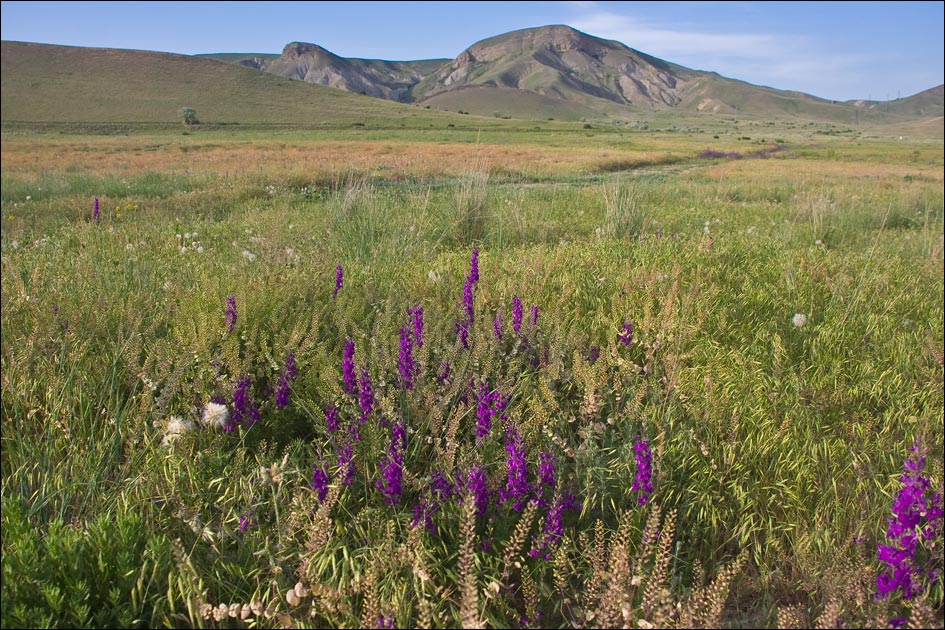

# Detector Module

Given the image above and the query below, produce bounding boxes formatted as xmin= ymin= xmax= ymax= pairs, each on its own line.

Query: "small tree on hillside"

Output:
xmin=180 ymin=107 xmax=199 ymax=126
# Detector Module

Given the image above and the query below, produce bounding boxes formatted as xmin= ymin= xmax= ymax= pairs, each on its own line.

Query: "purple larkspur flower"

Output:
xmin=342 ymin=338 xmax=357 ymax=395
xmin=465 ymin=465 xmax=490 ymax=517
xmin=455 ymin=320 xmax=470 ymax=349
xmin=409 ymin=302 xmax=424 ymax=347
xmin=530 ymin=492 xmax=580 ymax=560
xmin=338 ymin=443 xmax=356 ymax=486
xmin=500 ymin=424 xmax=529 ymax=511
xmin=438 ymin=361 xmax=451 ymax=385
xmin=325 ymin=404 xmax=339 ymax=432
xmin=375 ymin=420 xmax=406 ymax=504
xmin=311 ymin=463 xmax=329 ymax=501
xmin=469 ymin=248 xmax=479 ymax=285
xmin=359 ymin=369 xmax=374 ymax=421
xmin=512 ymin=296 xmax=523 ymax=335
xmin=93 ymin=197 xmax=100 ymax=221
xmin=476 ymin=385 xmax=493 ymax=439
xmin=334 ymin=264 xmax=343 ymax=299
xmin=462 ymin=278 xmax=474 ymax=323
xmin=876 ymin=439 xmax=944 ymax=600
xmin=530 ymin=304 xmax=539 ymax=327
xmin=232 ymin=376 xmax=260 ymax=428
xmin=413 ymin=471 xmax=456 ymax=534
xmin=493 ymin=311 xmax=504 ymax=339
xmin=52 ymin=305 xmax=59 ymax=315
xmin=632 ymin=436 xmax=653 ymax=505
xmin=398 ymin=326 xmax=415 ymax=390
xmin=275 ymin=351 xmax=298 ymax=409
xmin=376 ymin=615 xmax=395 ymax=629
xmin=225 ymin=295 xmax=237 ymax=333
xmin=586 ymin=346 xmax=601 ymax=363
xmin=238 ymin=508 xmax=258 ymax=533
xmin=619 ymin=320 xmax=634 ymax=348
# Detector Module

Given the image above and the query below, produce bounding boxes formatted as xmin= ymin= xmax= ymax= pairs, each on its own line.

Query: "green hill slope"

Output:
xmin=0 ymin=40 xmax=464 ymax=127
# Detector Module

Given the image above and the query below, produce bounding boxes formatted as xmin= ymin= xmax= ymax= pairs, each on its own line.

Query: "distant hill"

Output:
xmin=846 ymin=85 xmax=944 ymax=117
xmin=210 ymin=25 xmax=940 ymax=123
xmin=0 ymin=40 xmax=468 ymax=127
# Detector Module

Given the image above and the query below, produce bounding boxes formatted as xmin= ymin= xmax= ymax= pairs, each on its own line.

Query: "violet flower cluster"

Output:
xmin=333 ymin=264 xmax=343 ymax=299
xmin=500 ymin=423 xmax=530 ymax=511
xmin=455 ymin=249 xmax=480 ymax=349
xmin=225 ymin=295 xmax=237 ymax=333
xmin=408 ymin=302 xmax=424 ymax=347
xmin=876 ymin=439 xmax=944 ymax=600
xmin=231 ymin=376 xmax=260 ymax=429
xmin=342 ymin=338 xmax=357 ymax=395
xmin=632 ymin=436 xmax=653 ymax=505
xmin=512 ymin=296 xmax=524 ymax=336
xmin=619 ymin=320 xmax=634 ymax=348
xmin=311 ymin=462 xmax=330 ymax=501
xmin=325 ymin=404 xmax=339 ymax=432
xmin=93 ymin=197 xmax=100 ymax=221
xmin=413 ymin=471 xmax=457 ymax=534
xmin=358 ymin=369 xmax=374 ymax=422
xmin=275 ymin=351 xmax=298 ymax=409
xmin=398 ymin=326 xmax=415 ymax=390
xmin=530 ymin=492 xmax=581 ymax=560
xmin=375 ymin=420 xmax=407 ymax=504
xmin=493 ymin=311 xmax=504 ymax=339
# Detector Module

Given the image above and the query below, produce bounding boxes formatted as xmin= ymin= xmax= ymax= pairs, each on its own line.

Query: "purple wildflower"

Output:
xmin=413 ymin=471 xmax=456 ymax=534
xmin=358 ymin=369 xmax=374 ymax=421
xmin=338 ymin=443 xmax=356 ymax=486
xmin=398 ymin=326 xmax=415 ymax=390
xmin=493 ymin=311 xmax=504 ymax=339
xmin=469 ymin=248 xmax=479 ymax=285
xmin=876 ymin=439 xmax=945 ymax=600
xmin=342 ymin=338 xmax=357 ymax=395
xmin=476 ymin=385 xmax=493 ymax=440
xmin=585 ymin=346 xmax=601 ymax=363
xmin=409 ymin=302 xmax=424 ymax=347
xmin=225 ymin=295 xmax=237 ymax=333
xmin=93 ymin=197 xmax=100 ymax=221
xmin=311 ymin=463 xmax=329 ymax=501
xmin=529 ymin=492 xmax=580 ymax=560
xmin=465 ymin=466 xmax=490 ymax=517
xmin=333 ymin=264 xmax=343 ymax=299
xmin=462 ymin=278 xmax=474 ymax=323
xmin=238 ymin=508 xmax=258 ymax=533
xmin=376 ymin=615 xmax=395 ymax=629
xmin=632 ymin=436 xmax=654 ymax=505
xmin=455 ymin=320 xmax=470 ymax=349
xmin=375 ymin=420 xmax=406 ymax=504
xmin=438 ymin=361 xmax=452 ymax=384
xmin=500 ymin=424 xmax=529 ymax=511
xmin=52 ymin=305 xmax=59 ymax=315
xmin=619 ymin=320 xmax=634 ymax=348
xmin=530 ymin=304 xmax=539 ymax=327
xmin=512 ymin=296 xmax=523 ymax=335
xmin=232 ymin=376 xmax=260 ymax=429
xmin=325 ymin=404 xmax=339 ymax=432
xmin=275 ymin=351 xmax=298 ymax=409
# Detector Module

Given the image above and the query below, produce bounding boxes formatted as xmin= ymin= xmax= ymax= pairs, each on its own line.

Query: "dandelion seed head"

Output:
xmin=202 ymin=402 xmax=230 ymax=430
xmin=792 ymin=313 xmax=808 ymax=328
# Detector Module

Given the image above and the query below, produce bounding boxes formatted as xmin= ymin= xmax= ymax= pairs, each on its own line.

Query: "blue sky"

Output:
xmin=2 ymin=1 xmax=942 ymax=101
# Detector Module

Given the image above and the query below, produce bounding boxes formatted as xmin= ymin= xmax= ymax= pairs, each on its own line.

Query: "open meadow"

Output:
xmin=1 ymin=117 xmax=943 ymax=628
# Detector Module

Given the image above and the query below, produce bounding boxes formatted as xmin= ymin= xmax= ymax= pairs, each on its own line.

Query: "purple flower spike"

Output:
xmin=500 ymin=424 xmax=529 ymax=511
xmin=462 ymin=279 xmax=474 ymax=323
xmin=409 ymin=302 xmax=425 ymax=347
xmin=375 ymin=420 xmax=406 ymax=504
xmin=93 ymin=197 xmax=100 ymax=221
xmin=539 ymin=452 xmax=556 ymax=491
xmin=465 ymin=466 xmax=490 ymax=517
xmin=325 ymin=404 xmax=339 ymax=432
xmin=311 ymin=463 xmax=329 ymax=501
xmin=619 ymin=320 xmax=634 ymax=348
xmin=512 ymin=296 xmax=523 ymax=336
xmin=232 ymin=376 xmax=260 ymax=428
xmin=342 ymin=338 xmax=357 ymax=395
xmin=398 ymin=326 xmax=415 ymax=390
xmin=275 ymin=351 xmax=298 ymax=409
xmin=238 ymin=508 xmax=258 ymax=533
xmin=876 ymin=438 xmax=944 ymax=601
xmin=225 ymin=295 xmax=237 ymax=333
xmin=476 ymin=385 xmax=493 ymax=439
xmin=469 ymin=248 xmax=479 ymax=285
xmin=530 ymin=304 xmax=539 ymax=327
xmin=632 ymin=436 xmax=653 ymax=505
xmin=359 ymin=369 xmax=374 ymax=421
xmin=334 ymin=264 xmax=344 ymax=299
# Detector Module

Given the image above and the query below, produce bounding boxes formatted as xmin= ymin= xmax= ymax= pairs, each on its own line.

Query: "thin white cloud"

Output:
xmin=568 ymin=10 xmax=877 ymax=99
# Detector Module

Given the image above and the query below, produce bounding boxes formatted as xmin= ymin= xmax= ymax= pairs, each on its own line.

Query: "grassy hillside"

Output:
xmin=0 ymin=41 xmax=472 ymax=128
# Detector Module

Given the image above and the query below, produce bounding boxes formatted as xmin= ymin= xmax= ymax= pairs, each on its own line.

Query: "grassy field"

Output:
xmin=1 ymin=119 xmax=943 ymax=629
